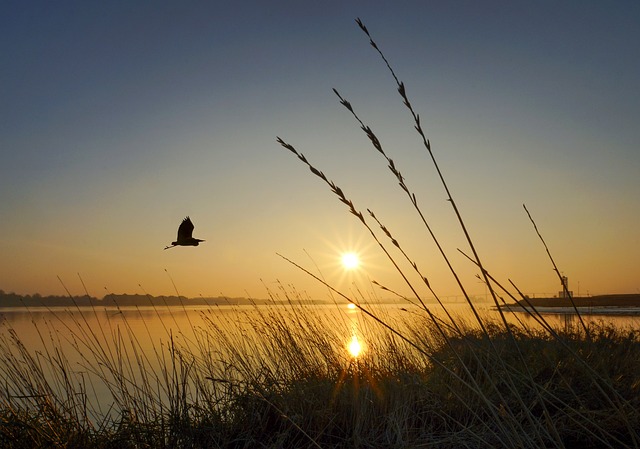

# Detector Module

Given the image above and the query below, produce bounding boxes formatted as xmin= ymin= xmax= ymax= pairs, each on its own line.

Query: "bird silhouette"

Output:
xmin=164 ymin=216 xmax=205 ymax=250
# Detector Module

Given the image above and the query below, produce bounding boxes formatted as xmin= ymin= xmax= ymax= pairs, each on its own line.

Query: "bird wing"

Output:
xmin=177 ymin=216 xmax=195 ymax=240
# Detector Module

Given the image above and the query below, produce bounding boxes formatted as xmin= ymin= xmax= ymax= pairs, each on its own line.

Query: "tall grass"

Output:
xmin=1 ymin=18 xmax=640 ymax=449
xmin=1 ymin=301 xmax=639 ymax=448
xmin=275 ymin=17 xmax=639 ymax=448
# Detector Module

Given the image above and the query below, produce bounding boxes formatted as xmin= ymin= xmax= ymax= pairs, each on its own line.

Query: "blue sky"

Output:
xmin=1 ymin=1 xmax=639 ymax=300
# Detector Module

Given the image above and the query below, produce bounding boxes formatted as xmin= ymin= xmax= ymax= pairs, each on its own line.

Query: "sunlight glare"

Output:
xmin=341 ymin=252 xmax=360 ymax=270
xmin=347 ymin=334 xmax=362 ymax=358
xmin=347 ymin=303 xmax=356 ymax=310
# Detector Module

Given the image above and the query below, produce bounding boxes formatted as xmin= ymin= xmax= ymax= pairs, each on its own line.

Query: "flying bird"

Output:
xmin=164 ymin=216 xmax=205 ymax=250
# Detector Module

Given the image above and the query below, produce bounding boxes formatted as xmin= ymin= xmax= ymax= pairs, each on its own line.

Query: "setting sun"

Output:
xmin=341 ymin=252 xmax=360 ymax=270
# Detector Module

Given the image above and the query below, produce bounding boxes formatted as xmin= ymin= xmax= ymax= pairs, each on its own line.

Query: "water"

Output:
xmin=1 ymin=302 xmax=638 ymax=420
xmin=0 ymin=303 xmax=390 ymax=419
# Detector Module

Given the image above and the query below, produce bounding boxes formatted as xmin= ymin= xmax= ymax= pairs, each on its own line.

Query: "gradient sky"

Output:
xmin=1 ymin=1 xmax=639 ymax=301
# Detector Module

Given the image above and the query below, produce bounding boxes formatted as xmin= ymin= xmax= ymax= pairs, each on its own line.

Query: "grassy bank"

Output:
xmin=0 ymin=303 xmax=639 ymax=448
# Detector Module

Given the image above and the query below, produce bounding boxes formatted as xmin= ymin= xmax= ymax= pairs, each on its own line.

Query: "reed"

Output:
xmin=275 ymin=17 xmax=639 ymax=448
xmin=1 ymin=301 xmax=638 ymax=448
xmin=1 ymin=17 xmax=639 ymax=449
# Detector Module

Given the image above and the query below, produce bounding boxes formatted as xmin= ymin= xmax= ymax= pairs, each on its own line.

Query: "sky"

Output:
xmin=1 ymin=1 xmax=639 ymax=302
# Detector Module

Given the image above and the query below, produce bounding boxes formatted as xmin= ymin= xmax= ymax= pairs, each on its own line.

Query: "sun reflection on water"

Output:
xmin=347 ymin=334 xmax=363 ymax=358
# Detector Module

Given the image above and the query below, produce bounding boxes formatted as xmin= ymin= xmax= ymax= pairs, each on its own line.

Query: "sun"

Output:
xmin=341 ymin=252 xmax=360 ymax=270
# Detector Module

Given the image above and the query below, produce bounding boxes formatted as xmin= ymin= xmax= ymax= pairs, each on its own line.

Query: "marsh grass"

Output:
xmin=2 ymin=18 xmax=640 ymax=449
xmin=1 ymin=302 xmax=638 ymax=448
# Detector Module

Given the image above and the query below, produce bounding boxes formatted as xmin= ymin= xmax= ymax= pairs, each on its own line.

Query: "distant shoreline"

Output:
xmin=0 ymin=292 xmax=277 ymax=309
xmin=0 ymin=291 xmax=405 ymax=309
xmin=500 ymin=293 xmax=640 ymax=315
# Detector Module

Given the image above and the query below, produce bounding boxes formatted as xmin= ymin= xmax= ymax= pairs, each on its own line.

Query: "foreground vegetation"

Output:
xmin=2 ymin=18 xmax=639 ymax=448
xmin=1 ymin=304 xmax=639 ymax=448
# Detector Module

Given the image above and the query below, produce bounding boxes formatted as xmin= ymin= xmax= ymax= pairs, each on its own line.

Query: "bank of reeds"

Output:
xmin=2 ymin=18 xmax=640 ymax=448
xmin=1 ymin=302 xmax=639 ymax=448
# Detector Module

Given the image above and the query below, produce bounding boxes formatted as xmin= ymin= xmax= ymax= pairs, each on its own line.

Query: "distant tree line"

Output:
xmin=0 ymin=290 xmax=261 ymax=308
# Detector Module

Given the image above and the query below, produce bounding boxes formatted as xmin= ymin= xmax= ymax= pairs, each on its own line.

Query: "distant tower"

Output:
xmin=559 ymin=275 xmax=573 ymax=298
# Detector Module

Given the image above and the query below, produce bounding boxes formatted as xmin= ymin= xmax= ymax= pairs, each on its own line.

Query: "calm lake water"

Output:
xmin=1 ymin=302 xmax=638 ymax=418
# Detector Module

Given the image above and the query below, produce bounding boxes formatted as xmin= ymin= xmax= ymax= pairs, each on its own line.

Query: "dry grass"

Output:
xmin=1 ymin=302 xmax=639 ymax=448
